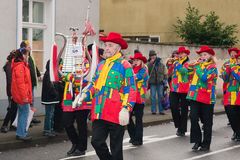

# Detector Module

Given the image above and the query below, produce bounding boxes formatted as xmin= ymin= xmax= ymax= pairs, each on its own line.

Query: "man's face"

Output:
xmin=230 ymin=51 xmax=237 ymax=58
xmin=104 ymin=42 xmax=121 ymax=59
xmin=150 ymin=55 xmax=157 ymax=61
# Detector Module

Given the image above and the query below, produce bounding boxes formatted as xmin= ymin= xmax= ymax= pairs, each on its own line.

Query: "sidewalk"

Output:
xmin=0 ymin=101 xmax=225 ymax=151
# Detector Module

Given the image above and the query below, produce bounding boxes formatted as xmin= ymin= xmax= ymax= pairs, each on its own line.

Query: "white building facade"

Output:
xmin=0 ymin=0 xmax=99 ymax=118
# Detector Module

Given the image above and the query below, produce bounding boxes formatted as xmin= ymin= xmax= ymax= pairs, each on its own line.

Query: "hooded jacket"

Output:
xmin=11 ymin=60 xmax=32 ymax=105
xmin=41 ymin=60 xmax=60 ymax=105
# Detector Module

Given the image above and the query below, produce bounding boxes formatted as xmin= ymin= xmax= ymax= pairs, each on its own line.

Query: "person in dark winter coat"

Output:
xmin=41 ymin=60 xmax=60 ymax=137
xmin=1 ymin=50 xmax=18 ymax=133
xmin=147 ymin=50 xmax=167 ymax=115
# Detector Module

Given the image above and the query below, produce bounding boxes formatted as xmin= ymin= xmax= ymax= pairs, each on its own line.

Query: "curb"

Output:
xmin=0 ymin=110 xmax=226 ymax=152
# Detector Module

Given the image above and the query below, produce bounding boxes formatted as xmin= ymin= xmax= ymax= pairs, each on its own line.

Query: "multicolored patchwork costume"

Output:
xmin=220 ymin=60 xmax=240 ymax=106
xmin=84 ymin=52 xmax=136 ymax=124
xmin=135 ymin=66 xmax=149 ymax=104
xmin=170 ymin=57 xmax=191 ymax=93
xmin=187 ymin=60 xmax=218 ymax=104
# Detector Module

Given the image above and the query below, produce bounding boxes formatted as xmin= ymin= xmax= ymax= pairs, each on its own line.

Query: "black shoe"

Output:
xmin=69 ymin=149 xmax=85 ymax=156
xmin=192 ymin=143 xmax=201 ymax=151
xmin=67 ymin=144 xmax=77 ymax=156
xmin=16 ymin=135 xmax=32 ymax=141
xmin=235 ymin=135 xmax=240 ymax=141
xmin=129 ymin=139 xmax=133 ymax=144
xmin=43 ymin=132 xmax=57 ymax=137
xmin=1 ymin=126 xmax=8 ymax=133
xmin=176 ymin=129 xmax=185 ymax=137
xmin=159 ymin=112 xmax=165 ymax=115
xmin=132 ymin=141 xmax=143 ymax=146
xmin=9 ymin=126 xmax=17 ymax=131
xmin=231 ymin=133 xmax=237 ymax=141
xmin=31 ymin=118 xmax=41 ymax=124
xmin=152 ymin=112 xmax=156 ymax=115
xmin=199 ymin=145 xmax=210 ymax=151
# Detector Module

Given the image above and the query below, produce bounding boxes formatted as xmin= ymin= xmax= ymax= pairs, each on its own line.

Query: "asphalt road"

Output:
xmin=0 ymin=114 xmax=239 ymax=160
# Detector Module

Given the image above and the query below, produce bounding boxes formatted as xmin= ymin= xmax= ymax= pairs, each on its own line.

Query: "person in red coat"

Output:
xmin=11 ymin=48 xmax=32 ymax=141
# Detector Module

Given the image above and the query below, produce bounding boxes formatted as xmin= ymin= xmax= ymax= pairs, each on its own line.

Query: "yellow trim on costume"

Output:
xmin=94 ymin=52 xmax=122 ymax=90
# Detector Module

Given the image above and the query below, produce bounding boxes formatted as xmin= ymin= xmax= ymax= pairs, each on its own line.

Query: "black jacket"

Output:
xmin=41 ymin=60 xmax=60 ymax=104
xmin=3 ymin=62 xmax=12 ymax=97
xmin=28 ymin=56 xmax=41 ymax=87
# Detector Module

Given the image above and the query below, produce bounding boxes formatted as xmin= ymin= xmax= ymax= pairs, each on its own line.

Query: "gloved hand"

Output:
xmin=119 ymin=108 xmax=130 ymax=126
xmin=72 ymin=93 xmax=87 ymax=108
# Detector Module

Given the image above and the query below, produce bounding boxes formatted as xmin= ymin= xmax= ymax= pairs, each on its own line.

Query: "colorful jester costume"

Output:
xmin=84 ymin=52 xmax=136 ymax=124
xmin=220 ymin=59 xmax=240 ymax=106
xmin=187 ymin=60 xmax=218 ymax=104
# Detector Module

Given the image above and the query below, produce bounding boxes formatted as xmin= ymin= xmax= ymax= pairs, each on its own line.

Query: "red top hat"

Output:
xmin=130 ymin=52 xmax=147 ymax=64
xmin=228 ymin=48 xmax=239 ymax=54
xmin=100 ymin=32 xmax=128 ymax=49
xmin=177 ymin=46 xmax=190 ymax=55
xmin=196 ymin=45 xmax=215 ymax=56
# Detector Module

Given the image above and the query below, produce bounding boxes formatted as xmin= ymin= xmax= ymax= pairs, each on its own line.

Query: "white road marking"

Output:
xmin=58 ymin=133 xmax=189 ymax=160
xmin=183 ymin=144 xmax=240 ymax=160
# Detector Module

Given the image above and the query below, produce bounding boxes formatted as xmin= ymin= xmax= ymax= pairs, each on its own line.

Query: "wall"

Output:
xmin=100 ymin=0 xmax=240 ymax=45
xmin=0 ymin=1 xmax=17 ymax=118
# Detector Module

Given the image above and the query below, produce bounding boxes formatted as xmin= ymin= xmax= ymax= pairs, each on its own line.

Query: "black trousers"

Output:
xmin=170 ymin=92 xmax=189 ymax=133
xmin=53 ymin=103 xmax=64 ymax=131
xmin=225 ymin=105 xmax=240 ymax=136
xmin=63 ymin=109 xmax=90 ymax=151
xmin=2 ymin=97 xmax=17 ymax=127
xmin=190 ymin=101 xmax=214 ymax=146
xmin=91 ymin=120 xmax=125 ymax=160
xmin=127 ymin=103 xmax=144 ymax=143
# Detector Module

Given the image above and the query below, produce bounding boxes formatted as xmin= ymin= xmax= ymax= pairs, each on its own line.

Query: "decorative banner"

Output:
xmin=50 ymin=43 xmax=59 ymax=82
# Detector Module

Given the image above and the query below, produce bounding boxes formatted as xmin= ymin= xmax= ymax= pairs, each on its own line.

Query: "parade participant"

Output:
xmin=148 ymin=50 xmax=167 ymax=115
xmin=187 ymin=45 xmax=218 ymax=151
xmin=11 ymin=48 xmax=32 ymax=141
xmin=220 ymin=50 xmax=240 ymax=141
xmin=220 ymin=47 xmax=239 ymax=126
xmin=79 ymin=32 xmax=136 ymax=160
xmin=61 ymin=41 xmax=91 ymax=156
xmin=1 ymin=50 xmax=18 ymax=133
xmin=62 ymin=75 xmax=91 ymax=156
xmin=127 ymin=52 xmax=149 ymax=146
xmin=168 ymin=46 xmax=190 ymax=136
xmin=166 ymin=50 xmax=178 ymax=87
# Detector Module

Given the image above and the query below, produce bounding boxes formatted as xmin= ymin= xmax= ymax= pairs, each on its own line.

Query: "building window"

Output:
xmin=22 ymin=0 xmax=46 ymax=71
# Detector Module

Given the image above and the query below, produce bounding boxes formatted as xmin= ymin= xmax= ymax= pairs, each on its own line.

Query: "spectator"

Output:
xmin=1 ymin=50 xmax=17 ymax=133
xmin=147 ymin=50 xmax=167 ymax=115
xmin=20 ymin=40 xmax=41 ymax=124
xmin=11 ymin=48 xmax=32 ymax=141
xmin=41 ymin=60 xmax=60 ymax=137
